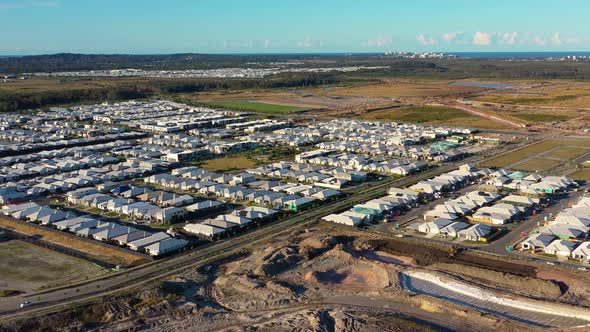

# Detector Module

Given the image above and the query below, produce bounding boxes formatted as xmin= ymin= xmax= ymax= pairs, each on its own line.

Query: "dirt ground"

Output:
xmin=3 ymin=223 xmax=586 ymax=331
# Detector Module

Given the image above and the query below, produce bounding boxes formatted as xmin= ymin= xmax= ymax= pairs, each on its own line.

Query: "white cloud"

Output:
xmin=297 ymin=38 xmax=323 ymax=48
xmin=361 ymin=36 xmax=393 ymax=48
xmin=533 ymin=36 xmax=546 ymax=46
xmin=550 ymin=32 xmax=562 ymax=45
xmin=473 ymin=31 xmax=492 ymax=45
xmin=297 ymin=38 xmax=313 ymax=48
xmin=499 ymin=32 xmax=519 ymax=45
xmin=442 ymin=32 xmax=459 ymax=43
xmin=264 ymin=39 xmax=271 ymax=49
xmin=416 ymin=34 xmax=437 ymax=45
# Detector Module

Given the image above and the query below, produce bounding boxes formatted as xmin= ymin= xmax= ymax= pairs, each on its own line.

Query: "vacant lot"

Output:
xmin=511 ymin=158 xmax=563 ymax=172
xmin=320 ymin=79 xmax=485 ymax=98
xmin=473 ymin=81 xmax=590 ymax=108
xmin=569 ymin=169 xmax=590 ymax=182
xmin=480 ymin=137 xmax=590 ymax=168
xmin=357 ymin=106 xmax=510 ymax=129
xmin=0 ymin=216 xmax=147 ymax=266
xmin=0 ymin=240 xmax=105 ymax=292
xmin=200 ymin=101 xmax=307 ymax=114
xmin=200 ymin=156 xmax=257 ymax=172
xmin=508 ymin=112 xmax=574 ymax=123
xmin=544 ymin=146 xmax=590 ymax=160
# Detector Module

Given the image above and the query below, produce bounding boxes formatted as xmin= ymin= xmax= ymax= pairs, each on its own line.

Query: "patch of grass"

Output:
xmin=509 ymin=113 xmax=572 ymax=123
xmin=357 ymin=106 xmax=510 ymax=129
xmin=480 ymin=138 xmax=590 ymax=168
xmin=200 ymin=101 xmax=307 ymax=114
xmin=0 ymin=216 xmax=147 ymax=266
xmin=0 ymin=240 xmax=105 ymax=291
xmin=569 ymin=169 xmax=590 ymax=182
xmin=200 ymin=156 xmax=257 ymax=172
xmin=544 ymin=146 xmax=590 ymax=160
xmin=512 ymin=158 xmax=563 ymax=172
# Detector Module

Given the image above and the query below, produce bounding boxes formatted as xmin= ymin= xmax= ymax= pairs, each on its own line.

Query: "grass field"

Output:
xmin=0 ymin=216 xmax=147 ymax=266
xmin=473 ymin=81 xmax=590 ymax=108
xmin=200 ymin=101 xmax=307 ymax=114
xmin=508 ymin=113 xmax=573 ymax=123
xmin=543 ymin=146 xmax=590 ymax=160
xmin=0 ymin=240 xmax=105 ymax=291
xmin=480 ymin=137 xmax=590 ymax=168
xmin=319 ymin=79 xmax=485 ymax=97
xmin=511 ymin=159 xmax=563 ymax=172
xmin=357 ymin=106 xmax=510 ymax=129
xmin=200 ymin=156 xmax=257 ymax=172
xmin=569 ymin=169 xmax=590 ymax=182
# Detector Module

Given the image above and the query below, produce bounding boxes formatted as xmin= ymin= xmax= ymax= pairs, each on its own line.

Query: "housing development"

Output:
xmin=3 ymin=5 xmax=590 ymax=327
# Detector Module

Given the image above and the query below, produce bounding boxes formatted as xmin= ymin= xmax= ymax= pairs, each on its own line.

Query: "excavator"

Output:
xmin=448 ymin=244 xmax=459 ymax=258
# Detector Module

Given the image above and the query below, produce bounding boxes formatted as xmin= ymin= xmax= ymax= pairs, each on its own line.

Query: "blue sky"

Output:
xmin=1 ymin=0 xmax=589 ymax=55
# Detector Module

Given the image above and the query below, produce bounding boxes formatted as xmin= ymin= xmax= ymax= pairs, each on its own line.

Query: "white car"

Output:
xmin=20 ymin=301 xmax=32 ymax=308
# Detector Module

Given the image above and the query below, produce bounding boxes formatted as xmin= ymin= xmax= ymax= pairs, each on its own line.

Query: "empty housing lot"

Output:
xmin=480 ymin=137 xmax=590 ymax=171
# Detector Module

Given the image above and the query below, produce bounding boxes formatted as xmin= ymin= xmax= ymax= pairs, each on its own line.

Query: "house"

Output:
xmin=93 ymin=224 xmax=136 ymax=242
xmin=545 ymin=239 xmax=577 ymax=257
xmin=418 ymin=218 xmax=453 ymax=234
xmin=571 ymin=242 xmax=590 ymax=262
xmin=520 ymin=233 xmax=555 ymax=251
xmin=185 ymin=200 xmax=224 ymax=213
xmin=113 ymin=230 xmax=151 ymax=246
xmin=127 ymin=232 xmax=170 ymax=251
xmin=52 ymin=216 xmax=96 ymax=230
xmin=144 ymin=238 xmax=188 ymax=256
xmin=439 ymin=221 xmax=471 ymax=237
xmin=183 ymin=223 xmax=225 ymax=237
xmin=214 ymin=214 xmax=251 ymax=226
xmin=322 ymin=213 xmax=362 ymax=226
xmin=458 ymin=224 xmax=494 ymax=242
xmin=541 ymin=224 xmax=588 ymax=240
xmin=156 ymin=207 xmax=186 ymax=223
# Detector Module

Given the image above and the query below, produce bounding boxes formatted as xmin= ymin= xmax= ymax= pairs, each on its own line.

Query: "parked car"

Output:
xmin=20 ymin=301 xmax=32 ymax=308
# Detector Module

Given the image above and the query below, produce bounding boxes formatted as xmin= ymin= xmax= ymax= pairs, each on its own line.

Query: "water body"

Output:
xmin=450 ymin=81 xmax=516 ymax=89
xmin=451 ymin=52 xmax=590 ymax=58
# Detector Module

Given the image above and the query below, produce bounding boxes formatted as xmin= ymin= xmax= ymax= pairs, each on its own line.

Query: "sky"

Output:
xmin=1 ymin=0 xmax=589 ymax=55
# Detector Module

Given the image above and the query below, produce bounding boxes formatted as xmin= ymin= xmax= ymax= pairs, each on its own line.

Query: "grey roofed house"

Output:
xmin=1 ymin=201 xmax=39 ymax=215
xmin=69 ymin=219 xmax=104 ymax=232
xmin=202 ymin=218 xmax=240 ymax=229
xmin=458 ymin=224 xmax=494 ymax=241
xmin=183 ymin=223 xmax=225 ymax=237
xmin=128 ymin=232 xmax=170 ymax=251
xmin=74 ymin=221 xmax=113 ymax=237
xmin=113 ymin=230 xmax=152 ymax=246
xmin=92 ymin=224 xmax=136 ymax=242
xmin=185 ymin=200 xmax=224 ymax=212
xmin=541 ymin=224 xmax=589 ymax=239
xmin=52 ymin=216 xmax=96 ymax=230
xmin=38 ymin=210 xmax=73 ymax=225
xmin=144 ymin=237 xmax=188 ymax=256
xmin=311 ymin=189 xmax=341 ymax=200
xmin=545 ymin=239 xmax=577 ymax=257
xmin=418 ymin=218 xmax=454 ymax=234
xmin=439 ymin=221 xmax=471 ymax=237
xmin=214 ymin=214 xmax=251 ymax=225
xmin=571 ymin=242 xmax=590 ymax=261
xmin=520 ymin=233 xmax=556 ymax=250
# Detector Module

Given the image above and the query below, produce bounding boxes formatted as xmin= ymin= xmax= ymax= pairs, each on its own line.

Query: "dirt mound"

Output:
xmin=254 ymin=245 xmax=303 ymax=276
xmin=372 ymin=239 xmax=537 ymax=277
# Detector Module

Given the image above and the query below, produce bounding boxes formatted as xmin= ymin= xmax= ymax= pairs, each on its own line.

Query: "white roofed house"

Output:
xmin=183 ymin=223 xmax=225 ymax=237
xmin=322 ymin=213 xmax=362 ymax=226
xmin=544 ymin=239 xmax=577 ymax=258
xmin=571 ymin=242 xmax=590 ymax=262
xmin=92 ymin=224 xmax=136 ymax=242
xmin=439 ymin=221 xmax=471 ymax=238
xmin=127 ymin=232 xmax=170 ymax=251
xmin=113 ymin=230 xmax=151 ymax=246
xmin=144 ymin=237 xmax=188 ymax=256
xmin=417 ymin=218 xmax=453 ymax=235
xmin=155 ymin=207 xmax=186 ymax=224
xmin=519 ymin=233 xmax=555 ymax=252
xmin=458 ymin=224 xmax=494 ymax=242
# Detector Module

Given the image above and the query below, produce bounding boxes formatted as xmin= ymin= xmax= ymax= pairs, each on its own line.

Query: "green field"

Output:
xmin=357 ymin=106 xmax=510 ymax=129
xmin=0 ymin=240 xmax=105 ymax=292
xmin=200 ymin=156 xmax=257 ymax=172
xmin=480 ymin=138 xmax=590 ymax=168
xmin=508 ymin=113 xmax=572 ymax=123
xmin=569 ymin=169 xmax=590 ymax=182
xmin=201 ymin=101 xmax=307 ymax=114
xmin=544 ymin=146 xmax=590 ymax=160
xmin=512 ymin=158 xmax=563 ymax=172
